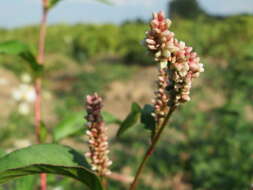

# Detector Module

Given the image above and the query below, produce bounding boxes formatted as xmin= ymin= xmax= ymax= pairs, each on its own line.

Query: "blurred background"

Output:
xmin=0 ymin=0 xmax=253 ymax=189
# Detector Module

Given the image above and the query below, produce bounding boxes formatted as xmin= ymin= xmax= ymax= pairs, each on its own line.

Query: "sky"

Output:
xmin=0 ymin=0 xmax=253 ymax=28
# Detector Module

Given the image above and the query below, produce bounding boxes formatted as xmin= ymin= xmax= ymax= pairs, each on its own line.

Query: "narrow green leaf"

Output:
xmin=141 ymin=104 xmax=156 ymax=132
xmin=0 ymin=41 xmax=43 ymax=73
xmin=53 ymin=111 xmax=120 ymax=142
xmin=116 ymin=103 xmax=141 ymax=138
xmin=0 ymin=144 xmax=103 ymax=190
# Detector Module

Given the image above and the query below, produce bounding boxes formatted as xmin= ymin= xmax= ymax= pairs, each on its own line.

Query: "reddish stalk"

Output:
xmin=34 ymin=0 xmax=48 ymax=190
xmin=34 ymin=78 xmax=42 ymax=142
xmin=129 ymin=106 xmax=176 ymax=190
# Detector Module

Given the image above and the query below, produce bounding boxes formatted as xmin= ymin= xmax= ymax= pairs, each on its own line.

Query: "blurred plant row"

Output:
xmin=1 ymin=15 xmax=253 ymax=64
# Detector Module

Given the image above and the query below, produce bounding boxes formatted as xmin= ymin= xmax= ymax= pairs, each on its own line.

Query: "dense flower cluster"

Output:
xmin=85 ymin=93 xmax=112 ymax=176
xmin=152 ymin=67 xmax=169 ymax=123
xmin=145 ymin=11 xmax=204 ymax=110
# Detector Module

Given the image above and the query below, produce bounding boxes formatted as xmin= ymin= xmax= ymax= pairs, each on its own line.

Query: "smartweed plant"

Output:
xmin=0 ymin=2 xmax=203 ymax=189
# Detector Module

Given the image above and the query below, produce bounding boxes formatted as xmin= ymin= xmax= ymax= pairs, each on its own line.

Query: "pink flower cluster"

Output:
xmin=145 ymin=11 xmax=204 ymax=105
xmin=152 ymin=68 xmax=169 ymax=123
xmin=85 ymin=93 xmax=112 ymax=176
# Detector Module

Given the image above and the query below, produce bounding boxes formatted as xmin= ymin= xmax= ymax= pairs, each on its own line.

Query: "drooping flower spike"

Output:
xmin=145 ymin=11 xmax=204 ymax=121
xmin=85 ymin=93 xmax=112 ymax=177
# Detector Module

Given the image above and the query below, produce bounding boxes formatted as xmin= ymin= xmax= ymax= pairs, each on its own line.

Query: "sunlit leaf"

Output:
xmin=0 ymin=41 xmax=43 ymax=74
xmin=0 ymin=144 xmax=103 ymax=190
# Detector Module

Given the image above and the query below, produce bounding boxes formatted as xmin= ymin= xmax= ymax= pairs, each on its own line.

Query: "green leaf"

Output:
xmin=0 ymin=41 xmax=29 ymax=55
xmin=141 ymin=104 xmax=156 ymax=140
xmin=48 ymin=0 xmax=112 ymax=9
xmin=0 ymin=41 xmax=43 ymax=73
xmin=53 ymin=111 xmax=120 ymax=142
xmin=141 ymin=104 xmax=156 ymax=132
xmin=0 ymin=144 xmax=103 ymax=190
xmin=116 ymin=103 xmax=141 ymax=138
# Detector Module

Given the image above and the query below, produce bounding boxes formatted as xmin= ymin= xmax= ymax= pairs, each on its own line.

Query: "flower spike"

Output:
xmin=145 ymin=11 xmax=204 ymax=113
xmin=85 ymin=93 xmax=112 ymax=177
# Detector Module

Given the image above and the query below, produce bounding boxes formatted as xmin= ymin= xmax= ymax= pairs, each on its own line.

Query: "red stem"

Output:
xmin=34 ymin=78 xmax=42 ymax=142
xmin=129 ymin=106 xmax=176 ymax=190
xmin=37 ymin=1 xmax=48 ymax=65
xmin=40 ymin=173 xmax=47 ymax=190
xmin=35 ymin=0 xmax=48 ymax=190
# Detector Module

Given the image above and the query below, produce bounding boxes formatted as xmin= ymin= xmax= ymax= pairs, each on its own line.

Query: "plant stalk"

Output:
xmin=129 ymin=106 xmax=176 ymax=190
xmin=101 ymin=176 xmax=108 ymax=190
xmin=35 ymin=0 xmax=48 ymax=190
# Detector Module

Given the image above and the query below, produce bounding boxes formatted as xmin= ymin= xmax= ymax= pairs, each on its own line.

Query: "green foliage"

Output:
xmin=116 ymin=103 xmax=141 ymax=138
xmin=140 ymin=104 xmax=156 ymax=140
xmin=1 ymin=16 xmax=253 ymax=67
xmin=0 ymin=40 xmax=43 ymax=75
xmin=169 ymin=0 xmax=206 ymax=19
xmin=0 ymin=144 xmax=103 ymax=190
xmin=141 ymin=104 xmax=156 ymax=132
xmin=53 ymin=112 xmax=84 ymax=142
xmin=173 ymin=106 xmax=253 ymax=189
xmin=0 ymin=112 xmax=34 ymax=145
xmin=53 ymin=111 xmax=120 ymax=142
